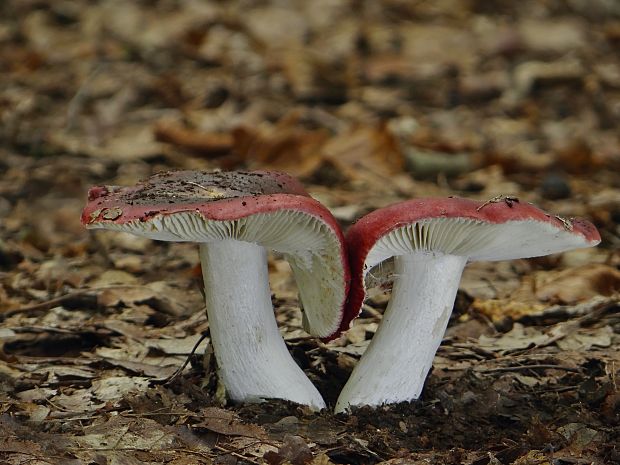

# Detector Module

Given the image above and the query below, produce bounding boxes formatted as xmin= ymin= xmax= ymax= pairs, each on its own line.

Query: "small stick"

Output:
xmin=476 ymin=195 xmax=520 ymax=211
xmin=159 ymin=330 xmax=210 ymax=385
xmin=555 ymin=215 xmax=574 ymax=231
xmin=475 ymin=364 xmax=581 ymax=374
xmin=184 ymin=180 xmax=227 ymax=199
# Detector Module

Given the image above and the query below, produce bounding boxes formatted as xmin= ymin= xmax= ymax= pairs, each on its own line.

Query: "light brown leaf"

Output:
xmin=195 ymin=407 xmax=267 ymax=439
xmin=535 ymin=264 xmax=620 ymax=304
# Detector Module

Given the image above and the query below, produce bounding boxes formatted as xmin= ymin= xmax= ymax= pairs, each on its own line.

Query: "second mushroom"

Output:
xmin=335 ymin=196 xmax=600 ymax=413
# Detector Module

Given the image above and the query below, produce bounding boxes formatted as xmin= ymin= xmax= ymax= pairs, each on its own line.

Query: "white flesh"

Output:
xmin=336 ymin=252 xmax=467 ymax=412
xmin=200 ymin=240 xmax=325 ymax=409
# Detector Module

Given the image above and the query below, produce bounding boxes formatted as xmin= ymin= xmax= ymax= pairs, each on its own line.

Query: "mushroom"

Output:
xmin=335 ymin=196 xmax=600 ymax=412
xmin=82 ymin=170 xmax=350 ymax=410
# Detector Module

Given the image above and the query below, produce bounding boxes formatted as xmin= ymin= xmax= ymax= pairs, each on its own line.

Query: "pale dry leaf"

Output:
xmin=557 ymin=423 xmax=603 ymax=451
xmin=76 ymin=416 xmax=178 ymax=451
xmin=31 ymin=365 xmax=96 ymax=382
xmin=311 ymin=453 xmax=336 ymax=465
xmin=95 ymin=346 xmax=182 ymax=379
xmin=49 ymin=125 xmax=164 ymax=162
xmin=91 ymin=270 xmax=139 ymax=287
xmin=91 ymin=376 xmax=151 ymax=402
xmin=144 ymin=333 xmax=210 ymax=355
xmin=478 ymin=324 xmax=551 ymax=352
xmin=15 ymin=387 xmax=57 ymax=402
xmin=98 ymin=283 xmax=196 ymax=316
xmin=555 ymin=326 xmax=613 ymax=351
xmin=513 ymin=374 xmax=541 ymax=387
xmin=27 ymin=405 xmax=50 ymax=424
xmin=51 ymin=389 xmax=104 ymax=414
xmin=195 ymin=407 xmax=267 ymax=439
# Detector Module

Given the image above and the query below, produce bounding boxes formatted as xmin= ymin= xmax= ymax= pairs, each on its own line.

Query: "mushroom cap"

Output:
xmin=341 ymin=196 xmax=601 ymax=333
xmin=82 ymin=169 xmax=350 ymax=339
xmin=82 ymin=170 xmax=311 ymax=225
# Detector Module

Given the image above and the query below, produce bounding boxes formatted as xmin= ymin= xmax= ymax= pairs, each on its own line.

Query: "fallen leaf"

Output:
xmin=91 ymin=376 xmax=151 ymax=402
xmin=91 ymin=270 xmax=139 ymax=287
xmin=535 ymin=264 xmax=620 ymax=304
xmin=233 ymin=122 xmax=329 ymax=178
xmin=554 ymin=325 xmax=613 ymax=351
xmin=556 ymin=423 xmax=604 ymax=454
xmin=264 ymin=434 xmax=313 ymax=465
xmin=144 ymin=333 xmax=210 ymax=355
xmin=76 ymin=416 xmax=179 ymax=450
xmin=194 ymin=407 xmax=267 ymax=439
xmin=478 ymin=324 xmax=551 ymax=352
xmin=154 ymin=121 xmax=234 ymax=156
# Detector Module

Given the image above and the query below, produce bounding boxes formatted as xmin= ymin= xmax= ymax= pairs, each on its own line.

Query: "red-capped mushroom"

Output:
xmin=82 ymin=170 xmax=350 ymax=410
xmin=335 ymin=196 xmax=600 ymax=412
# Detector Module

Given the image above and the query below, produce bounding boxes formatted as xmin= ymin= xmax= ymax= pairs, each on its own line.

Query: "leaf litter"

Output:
xmin=1 ymin=0 xmax=619 ymax=463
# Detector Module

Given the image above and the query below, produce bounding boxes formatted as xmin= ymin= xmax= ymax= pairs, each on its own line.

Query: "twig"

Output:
xmin=1 ymin=451 xmax=59 ymax=464
xmin=213 ymin=443 xmax=263 ymax=465
xmin=2 ymin=289 xmax=94 ymax=317
xmin=474 ymin=364 xmax=581 ymax=374
xmin=476 ymin=194 xmax=519 ymax=211
xmin=158 ymin=330 xmax=210 ymax=385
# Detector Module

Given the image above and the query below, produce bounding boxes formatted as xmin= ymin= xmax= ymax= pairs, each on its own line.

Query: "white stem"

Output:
xmin=199 ymin=240 xmax=325 ymax=410
xmin=336 ymin=253 xmax=467 ymax=412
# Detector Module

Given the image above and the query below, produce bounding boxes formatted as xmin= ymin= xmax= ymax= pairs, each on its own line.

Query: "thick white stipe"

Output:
xmin=336 ymin=253 xmax=467 ymax=412
xmin=200 ymin=240 xmax=325 ymax=410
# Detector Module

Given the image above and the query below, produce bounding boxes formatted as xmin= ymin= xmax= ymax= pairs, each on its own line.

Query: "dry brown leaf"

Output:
xmin=478 ymin=324 xmax=551 ymax=352
xmin=322 ymin=124 xmax=405 ymax=181
xmin=194 ymin=407 xmax=267 ymax=439
xmin=233 ymin=123 xmax=329 ymax=177
xmin=310 ymin=454 xmax=336 ymax=465
xmin=52 ymin=389 xmax=104 ymax=414
xmin=555 ymin=325 xmax=613 ymax=351
xmin=154 ymin=122 xmax=234 ymax=156
xmin=91 ymin=270 xmax=139 ymax=288
xmin=49 ymin=125 xmax=164 ymax=162
xmin=94 ymin=346 xmax=182 ymax=379
xmin=91 ymin=376 xmax=151 ymax=402
xmin=556 ymin=423 xmax=604 ymax=455
xmin=144 ymin=333 xmax=210 ymax=355
xmin=76 ymin=416 xmax=179 ymax=450
xmin=535 ymin=264 xmax=620 ymax=304
xmin=97 ymin=283 xmax=197 ymax=317
xmin=472 ymin=299 xmax=546 ymax=322
xmin=264 ymin=434 xmax=313 ymax=465
xmin=0 ymin=437 xmax=44 ymax=459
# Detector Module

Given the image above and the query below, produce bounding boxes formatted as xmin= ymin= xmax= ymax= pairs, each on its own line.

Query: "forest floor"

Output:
xmin=1 ymin=1 xmax=619 ymax=464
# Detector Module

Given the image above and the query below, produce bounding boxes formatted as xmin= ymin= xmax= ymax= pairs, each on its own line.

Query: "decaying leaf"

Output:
xmin=477 ymin=324 xmax=552 ymax=352
xmin=75 ymin=416 xmax=179 ymax=450
xmin=194 ymin=407 xmax=267 ymax=439
xmin=535 ymin=264 xmax=620 ymax=304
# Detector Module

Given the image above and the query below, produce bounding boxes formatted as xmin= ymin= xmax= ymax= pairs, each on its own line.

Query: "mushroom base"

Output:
xmin=200 ymin=240 xmax=325 ymax=409
xmin=335 ymin=252 xmax=467 ymax=412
